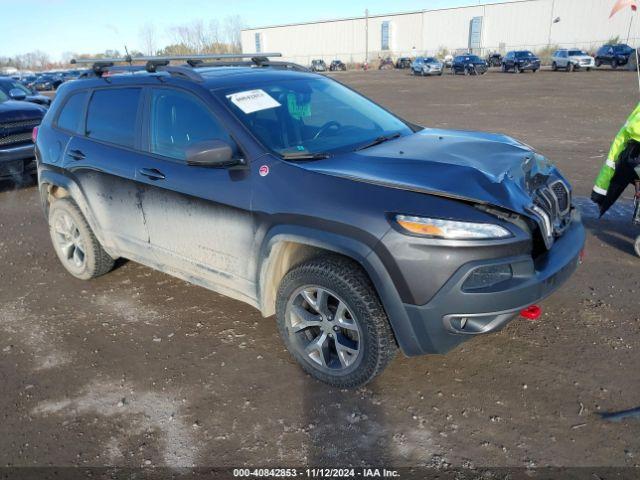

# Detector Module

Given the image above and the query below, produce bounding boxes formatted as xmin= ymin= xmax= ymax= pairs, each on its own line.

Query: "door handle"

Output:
xmin=67 ymin=149 xmax=85 ymax=160
xmin=138 ymin=168 xmax=166 ymax=180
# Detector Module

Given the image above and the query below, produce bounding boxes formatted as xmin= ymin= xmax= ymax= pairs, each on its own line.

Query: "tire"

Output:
xmin=48 ymin=198 xmax=115 ymax=280
xmin=567 ymin=62 xmax=574 ymax=72
xmin=586 ymin=67 xmax=591 ymax=72
xmin=612 ymin=59 xmax=618 ymax=69
xmin=551 ymin=61 xmax=557 ymax=71
xmin=635 ymin=236 xmax=640 ymax=257
xmin=531 ymin=68 xmax=537 ymax=73
xmin=276 ymin=256 xmax=397 ymax=388
xmin=501 ymin=63 xmax=507 ymax=73
xmin=595 ymin=59 xmax=602 ymax=67
xmin=514 ymin=64 xmax=521 ymax=74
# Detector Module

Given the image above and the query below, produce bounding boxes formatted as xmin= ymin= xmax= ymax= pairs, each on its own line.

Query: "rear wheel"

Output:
xmin=595 ymin=59 xmax=602 ymax=67
xmin=567 ymin=62 xmax=574 ymax=72
xmin=48 ymin=198 xmax=115 ymax=280
xmin=551 ymin=61 xmax=558 ymax=71
xmin=612 ymin=59 xmax=619 ymax=69
xmin=514 ymin=64 xmax=521 ymax=73
xmin=276 ymin=256 xmax=397 ymax=388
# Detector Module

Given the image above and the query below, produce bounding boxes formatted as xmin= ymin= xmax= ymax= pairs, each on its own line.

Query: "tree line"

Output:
xmin=0 ymin=15 xmax=244 ymax=71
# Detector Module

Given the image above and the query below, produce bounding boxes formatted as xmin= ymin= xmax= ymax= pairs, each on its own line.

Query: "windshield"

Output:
xmin=217 ymin=77 xmax=412 ymax=156
xmin=568 ymin=50 xmax=587 ymax=56
xmin=2 ymin=81 xmax=32 ymax=95
xmin=424 ymin=57 xmax=438 ymax=63
xmin=456 ymin=55 xmax=481 ymax=62
xmin=515 ymin=51 xmax=534 ymax=58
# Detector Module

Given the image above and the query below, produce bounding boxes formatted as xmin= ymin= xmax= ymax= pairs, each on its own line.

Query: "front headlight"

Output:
xmin=395 ymin=215 xmax=512 ymax=239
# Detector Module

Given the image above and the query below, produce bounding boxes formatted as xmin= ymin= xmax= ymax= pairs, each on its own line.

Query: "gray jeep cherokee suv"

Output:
xmin=35 ymin=54 xmax=584 ymax=387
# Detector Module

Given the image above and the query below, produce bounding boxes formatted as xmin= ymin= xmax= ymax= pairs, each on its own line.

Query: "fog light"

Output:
xmin=462 ymin=264 xmax=512 ymax=291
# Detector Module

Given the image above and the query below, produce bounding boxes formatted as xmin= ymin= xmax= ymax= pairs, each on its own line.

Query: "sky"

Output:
xmin=0 ymin=0 xmax=516 ymax=61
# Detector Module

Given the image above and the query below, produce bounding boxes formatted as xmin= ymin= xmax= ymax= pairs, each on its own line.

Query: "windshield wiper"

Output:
xmin=355 ymin=132 xmax=401 ymax=151
xmin=280 ymin=152 xmax=331 ymax=160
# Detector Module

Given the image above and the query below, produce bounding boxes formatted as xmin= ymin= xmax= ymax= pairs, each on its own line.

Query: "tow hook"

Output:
xmin=520 ymin=305 xmax=542 ymax=320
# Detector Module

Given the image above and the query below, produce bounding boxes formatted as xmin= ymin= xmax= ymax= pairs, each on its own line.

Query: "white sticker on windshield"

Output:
xmin=226 ymin=89 xmax=281 ymax=114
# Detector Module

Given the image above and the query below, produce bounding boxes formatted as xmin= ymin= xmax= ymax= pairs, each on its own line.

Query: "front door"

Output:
xmin=135 ymin=87 xmax=257 ymax=304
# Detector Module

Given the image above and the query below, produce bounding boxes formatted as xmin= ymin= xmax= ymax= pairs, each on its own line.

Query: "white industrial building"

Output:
xmin=241 ymin=0 xmax=640 ymax=64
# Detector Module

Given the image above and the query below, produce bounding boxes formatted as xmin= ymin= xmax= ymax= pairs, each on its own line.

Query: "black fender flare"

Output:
xmin=258 ymin=225 xmax=423 ymax=356
xmin=38 ymin=168 xmax=111 ymax=253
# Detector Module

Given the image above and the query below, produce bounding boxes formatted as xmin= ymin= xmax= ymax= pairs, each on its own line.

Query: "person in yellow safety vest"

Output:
xmin=592 ymin=102 xmax=640 ymax=207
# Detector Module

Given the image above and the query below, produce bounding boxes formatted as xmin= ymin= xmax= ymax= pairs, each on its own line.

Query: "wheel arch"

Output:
xmin=257 ymin=225 xmax=423 ymax=356
xmin=38 ymin=169 xmax=110 ymax=254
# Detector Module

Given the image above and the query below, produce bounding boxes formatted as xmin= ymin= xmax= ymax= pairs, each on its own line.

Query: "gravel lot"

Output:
xmin=1 ymin=68 xmax=639 ymax=472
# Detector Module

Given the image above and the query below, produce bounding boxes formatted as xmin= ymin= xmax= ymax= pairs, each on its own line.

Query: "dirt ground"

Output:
xmin=1 ymin=68 xmax=639 ymax=473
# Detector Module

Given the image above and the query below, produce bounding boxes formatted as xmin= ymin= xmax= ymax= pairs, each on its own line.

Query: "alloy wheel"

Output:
xmin=285 ymin=286 xmax=362 ymax=373
xmin=53 ymin=212 xmax=86 ymax=270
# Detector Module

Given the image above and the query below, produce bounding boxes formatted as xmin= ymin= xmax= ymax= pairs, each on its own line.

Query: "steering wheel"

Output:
xmin=313 ymin=121 xmax=342 ymax=140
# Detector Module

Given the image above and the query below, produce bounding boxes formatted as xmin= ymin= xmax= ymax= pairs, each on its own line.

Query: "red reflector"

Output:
xmin=579 ymin=248 xmax=585 ymax=264
xmin=31 ymin=126 xmax=39 ymax=143
xmin=520 ymin=305 xmax=542 ymax=320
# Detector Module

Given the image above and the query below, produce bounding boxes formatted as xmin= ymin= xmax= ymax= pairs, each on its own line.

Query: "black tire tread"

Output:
xmin=49 ymin=198 xmax=115 ymax=279
xmin=276 ymin=255 xmax=397 ymax=388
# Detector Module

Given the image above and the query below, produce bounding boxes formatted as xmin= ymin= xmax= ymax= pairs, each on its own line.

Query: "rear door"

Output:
xmin=62 ymin=87 xmax=153 ymax=259
xmin=136 ymin=86 xmax=257 ymax=304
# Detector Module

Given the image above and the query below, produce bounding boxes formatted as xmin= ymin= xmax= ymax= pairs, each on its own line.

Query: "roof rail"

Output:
xmin=69 ymin=53 xmax=310 ymax=80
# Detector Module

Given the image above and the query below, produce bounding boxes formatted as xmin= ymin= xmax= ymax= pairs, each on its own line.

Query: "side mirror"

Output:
xmin=185 ymin=140 xmax=242 ymax=168
xmin=8 ymin=88 xmax=27 ymax=101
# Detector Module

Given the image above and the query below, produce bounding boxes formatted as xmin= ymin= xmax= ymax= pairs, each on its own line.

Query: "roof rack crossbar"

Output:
xmin=71 ymin=53 xmax=282 ymax=66
xmin=70 ymin=53 xmax=297 ymax=79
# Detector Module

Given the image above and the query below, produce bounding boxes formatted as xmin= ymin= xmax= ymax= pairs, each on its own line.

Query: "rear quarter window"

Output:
xmin=86 ymin=88 xmax=141 ymax=148
xmin=56 ymin=91 xmax=88 ymax=134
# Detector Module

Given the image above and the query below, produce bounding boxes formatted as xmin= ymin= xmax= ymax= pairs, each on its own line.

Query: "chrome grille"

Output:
xmin=0 ymin=119 xmax=40 ymax=130
xmin=0 ymin=132 xmax=32 ymax=146
xmin=530 ymin=179 xmax=572 ymax=249
xmin=551 ymin=180 xmax=570 ymax=214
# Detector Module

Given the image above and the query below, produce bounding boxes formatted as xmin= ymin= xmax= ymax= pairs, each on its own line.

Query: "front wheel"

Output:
xmin=276 ymin=256 xmax=397 ymax=388
xmin=551 ymin=61 xmax=558 ymax=71
xmin=567 ymin=62 xmax=574 ymax=72
xmin=612 ymin=59 xmax=618 ymax=69
xmin=514 ymin=64 xmax=521 ymax=73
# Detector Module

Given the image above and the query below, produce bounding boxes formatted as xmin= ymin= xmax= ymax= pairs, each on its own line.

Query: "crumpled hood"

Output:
xmin=300 ymin=128 xmax=560 ymax=215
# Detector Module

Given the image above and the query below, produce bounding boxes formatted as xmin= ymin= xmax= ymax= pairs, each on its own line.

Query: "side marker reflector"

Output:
xmin=520 ymin=305 xmax=542 ymax=320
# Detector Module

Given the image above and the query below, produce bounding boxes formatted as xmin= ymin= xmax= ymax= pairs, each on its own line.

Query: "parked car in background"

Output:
xmin=451 ymin=54 xmax=488 ymax=75
xmin=395 ymin=57 xmax=412 ymax=69
xmin=329 ymin=60 xmax=346 ymax=71
xmin=36 ymin=54 xmax=584 ymax=387
xmin=0 ymin=89 xmax=45 ymax=181
xmin=595 ymin=44 xmax=635 ymax=69
xmin=0 ymin=78 xmax=51 ymax=107
xmin=486 ymin=52 xmax=503 ymax=67
xmin=310 ymin=60 xmax=327 ymax=72
xmin=22 ymin=75 xmax=38 ymax=90
xmin=443 ymin=54 xmax=454 ymax=68
xmin=378 ymin=57 xmax=395 ymax=70
xmin=551 ymin=49 xmax=595 ymax=71
xmin=34 ymin=74 xmax=63 ymax=91
xmin=501 ymin=50 xmax=540 ymax=73
xmin=411 ymin=57 xmax=444 ymax=76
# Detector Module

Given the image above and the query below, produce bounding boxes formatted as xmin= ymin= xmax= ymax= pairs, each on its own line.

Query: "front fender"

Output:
xmin=258 ymin=224 xmax=424 ymax=356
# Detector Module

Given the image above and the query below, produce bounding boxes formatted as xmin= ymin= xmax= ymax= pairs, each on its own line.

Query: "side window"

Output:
xmin=86 ymin=88 xmax=141 ymax=148
xmin=149 ymin=88 xmax=234 ymax=161
xmin=56 ymin=91 xmax=88 ymax=134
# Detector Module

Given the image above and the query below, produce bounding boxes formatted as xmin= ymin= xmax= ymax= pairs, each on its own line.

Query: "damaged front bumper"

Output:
xmin=400 ymin=209 xmax=584 ymax=355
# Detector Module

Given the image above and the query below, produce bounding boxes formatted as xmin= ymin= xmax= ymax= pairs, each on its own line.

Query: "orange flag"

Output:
xmin=610 ymin=0 xmax=638 ymax=18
